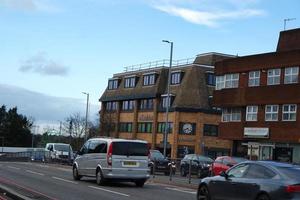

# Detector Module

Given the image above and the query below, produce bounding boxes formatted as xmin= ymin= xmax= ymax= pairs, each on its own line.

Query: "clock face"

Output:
xmin=182 ymin=123 xmax=193 ymax=134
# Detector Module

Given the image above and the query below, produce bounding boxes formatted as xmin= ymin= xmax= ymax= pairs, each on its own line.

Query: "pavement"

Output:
xmin=0 ymin=161 xmax=199 ymax=200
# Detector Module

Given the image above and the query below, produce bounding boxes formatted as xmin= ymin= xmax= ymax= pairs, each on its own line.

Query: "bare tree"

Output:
xmin=100 ymin=112 xmax=116 ymax=137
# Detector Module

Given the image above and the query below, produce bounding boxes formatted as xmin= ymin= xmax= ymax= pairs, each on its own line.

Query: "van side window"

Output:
xmin=88 ymin=140 xmax=107 ymax=153
xmin=80 ymin=142 xmax=89 ymax=154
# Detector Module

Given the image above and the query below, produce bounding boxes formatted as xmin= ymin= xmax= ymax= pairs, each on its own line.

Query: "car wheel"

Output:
xmin=73 ymin=166 xmax=82 ymax=181
xmin=197 ymin=185 xmax=211 ymax=200
xmin=180 ymin=167 xmax=186 ymax=177
xmin=256 ymin=193 xmax=270 ymax=200
xmin=96 ymin=168 xmax=105 ymax=185
xmin=135 ymin=180 xmax=145 ymax=187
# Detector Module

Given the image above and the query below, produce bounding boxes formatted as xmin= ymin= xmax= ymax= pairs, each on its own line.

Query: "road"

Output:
xmin=0 ymin=162 xmax=197 ymax=200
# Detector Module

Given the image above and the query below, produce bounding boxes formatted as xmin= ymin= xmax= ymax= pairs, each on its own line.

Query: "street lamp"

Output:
xmin=162 ymin=40 xmax=173 ymax=158
xmin=82 ymin=92 xmax=89 ymax=142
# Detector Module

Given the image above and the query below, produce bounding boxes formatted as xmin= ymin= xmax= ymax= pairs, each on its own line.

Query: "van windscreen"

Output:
xmin=112 ymin=142 xmax=148 ymax=156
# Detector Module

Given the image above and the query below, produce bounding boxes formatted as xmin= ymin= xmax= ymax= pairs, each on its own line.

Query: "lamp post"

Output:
xmin=162 ymin=40 xmax=173 ymax=158
xmin=82 ymin=92 xmax=89 ymax=142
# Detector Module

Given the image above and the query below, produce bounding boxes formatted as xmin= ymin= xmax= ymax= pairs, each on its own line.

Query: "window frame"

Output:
xmin=246 ymin=106 xmax=258 ymax=121
xmin=267 ymin=68 xmax=281 ymax=85
xmin=124 ymin=77 xmax=136 ymax=88
xmin=108 ymin=79 xmax=119 ymax=90
xmin=122 ymin=100 xmax=135 ymax=111
xmin=203 ymin=124 xmax=218 ymax=137
xmin=138 ymin=122 xmax=152 ymax=133
xmin=225 ymin=73 xmax=239 ymax=88
xmin=157 ymin=122 xmax=173 ymax=133
xmin=106 ymin=101 xmax=117 ymax=111
xmin=248 ymin=71 xmax=260 ymax=87
xmin=170 ymin=72 xmax=182 ymax=85
xmin=284 ymin=67 xmax=299 ymax=84
xmin=118 ymin=122 xmax=133 ymax=133
xmin=140 ymin=99 xmax=154 ymax=110
xmin=282 ymin=104 xmax=297 ymax=121
xmin=265 ymin=105 xmax=279 ymax=121
xmin=222 ymin=108 xmax=241 ymax=122
xmin=143 ymin=74 xmax=156 ymax=86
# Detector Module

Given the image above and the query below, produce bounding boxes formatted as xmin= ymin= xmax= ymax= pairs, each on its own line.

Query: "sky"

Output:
xmin=0 ymin=0 xmax=299 ymax=132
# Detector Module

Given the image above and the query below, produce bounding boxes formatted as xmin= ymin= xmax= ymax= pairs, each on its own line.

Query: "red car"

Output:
xmin=210 ymin=156 xmax=247 ymax=176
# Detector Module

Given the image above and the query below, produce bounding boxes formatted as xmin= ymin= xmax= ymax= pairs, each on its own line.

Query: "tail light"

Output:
xmin=107 ymin=142 xmax=113 ymax=166
xmin=286 ymin=185 xmax=300 ymax=193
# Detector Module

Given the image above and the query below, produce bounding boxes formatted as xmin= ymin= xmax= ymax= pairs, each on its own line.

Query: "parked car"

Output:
xmin=30 ymin=148 xmax=46 ymax=162
xmin=73 ymin=138 xmax=150 ymax=187
xmin=211 ymin=156 xmax=247 ymax=176
xmin=45 ymin=143 xmax=73 ymax=163
xmin=197 ymin=161 xmax=300 ymax=200
xmin=149 ymin=150 xmax=176 ymax=175
xmin=180 ymin=154 xmax=213 ymax=178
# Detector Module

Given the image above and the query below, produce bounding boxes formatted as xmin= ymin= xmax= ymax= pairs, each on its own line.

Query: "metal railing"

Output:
xmin=124 ymin=58 xmax=195 ymax=72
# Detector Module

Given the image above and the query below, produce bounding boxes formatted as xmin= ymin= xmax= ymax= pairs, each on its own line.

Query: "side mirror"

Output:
xmin=49 ymin=146 xmax=53 ymax=152
xmin=220 ymin=171 xmax=228 ymax=179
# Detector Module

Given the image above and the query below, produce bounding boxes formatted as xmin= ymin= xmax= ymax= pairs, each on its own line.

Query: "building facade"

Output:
xmin=213 ymin=28 xmax=300 ymax=163
xmin=99 ymin=53 xmax=234 ymax=159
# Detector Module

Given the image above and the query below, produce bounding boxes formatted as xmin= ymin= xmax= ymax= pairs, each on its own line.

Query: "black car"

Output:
xmin=149 ymin=150 xmax=175 ymax=175
xmin=180 ymin=154 xmax=213 ymax=178
xmin=197 ymin=161 xmax=300 ymax=200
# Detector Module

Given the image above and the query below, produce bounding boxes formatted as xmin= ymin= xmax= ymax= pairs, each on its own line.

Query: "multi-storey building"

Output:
xmin=99 ymin=53 xmax=234 ymax=159
xmin=213 ymin=28 xmax=300 ymax=163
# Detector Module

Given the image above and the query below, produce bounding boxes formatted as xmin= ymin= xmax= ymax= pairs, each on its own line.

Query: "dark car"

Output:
xmin=149 ymin=150 xmax=175 ymax=175
xmin=197 ymin=161 xmax=300 ymax=200
xmin=211 ymin=156 xmax=248 ymax=176
xmin=180 ymin=154 xmax=213 ymax=178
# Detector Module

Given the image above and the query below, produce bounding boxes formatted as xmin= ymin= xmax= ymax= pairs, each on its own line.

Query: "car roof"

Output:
xmin=88 ymin=137 xmax=148 ymax=143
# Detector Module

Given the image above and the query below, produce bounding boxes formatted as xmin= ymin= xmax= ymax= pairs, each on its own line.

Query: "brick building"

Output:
xmin=213 ymin=28 xmax=300 ymax=163
xmin=99 ymin=53 xmax=233 ymax=159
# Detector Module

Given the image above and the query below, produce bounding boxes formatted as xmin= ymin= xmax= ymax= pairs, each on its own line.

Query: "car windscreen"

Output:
xmin=112 ymin=142 xmax=148 ymax=156
xmin=197 ymin=156 xmax=213 ymax=163
xmin=54 ymin=144 xmax=71 ymax=152
xmin=232 ymin=157 xmax=248 ymax=163
xmin=276 ymin=167 xmax=300 ymax=181
xmin=151 ymin=151 xmax=164 ymax=160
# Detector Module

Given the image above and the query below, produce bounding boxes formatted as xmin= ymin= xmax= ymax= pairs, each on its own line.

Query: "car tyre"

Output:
xmin=73 ymin=166 xmax=82 ymax=181
xmin=180 ymin=167 xmax=186 ymax=177
xmin=96 ymin=168 xmax=105 ymax=185
xmin=256 ymin=193 xmax=270 ymax=200
xmin=197 ymin=185 xmax=211 ymax=200
xmin=135 ymin=180 xmax=145 ymax=187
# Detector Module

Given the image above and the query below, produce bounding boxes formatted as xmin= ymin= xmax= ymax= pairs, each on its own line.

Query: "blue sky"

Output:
xmin=0 ymin=0 xmax=299 ymax=130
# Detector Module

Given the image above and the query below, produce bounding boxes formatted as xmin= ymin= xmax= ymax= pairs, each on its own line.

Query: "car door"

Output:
xmin=209 ymin=163 xmax=250 ymax=200
xmin=76 ymin=141 xmax=89 ymax=175
xmin=85 ymin=140 xmax=107 ymax=176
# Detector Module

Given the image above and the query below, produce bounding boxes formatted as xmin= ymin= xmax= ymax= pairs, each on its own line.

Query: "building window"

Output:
xmin=179 ymin=123 xmax=196 ymax=135
xmin=122 ymin=100 xmax=134 ymax=111
xmin=119 ymin=123 xmax=133 ymax=132
xmin=108 ymin=79 xmax=119 ymax=90
xmin=106 ymin=101 xmax=117 ymax=111
xmin=265 ymin=105 xmax=278 ymax=121
xmin=203 ymin=124 xmax=218 ymax=137
xmin=161 ymin=95 xmax=174 ymax=109
xmin=284 ymin=67 xmax=299 ymax=84
xmin=248 ymin=71 xmax=260 ymax=87
xmin=140 ymin=99 xmax=153 ymax=110
xmin=246 ymin=106 xmax=258 ymax=121
xmin=222 ymin=108 xmax=241 ymax=122
xmin=157 ymin=122 xmax=173 ymax=133
xmin=206 ymin=73 xmax=216 ymax=86
xmin=225 ymin=73 xmax=239 ymax=88
xmin=282 ymin=104 xmax=297 ymax=121
xmin=267 ymin=68 xmax=281 ymax=85
xmin=143 ymin=74 xmax=156 ymax=86
xmin=124 ymin=77 xmax=136 ymax=88
xmin=171 ymin=72 xmax=181 ymax=85
xmin=216 ymin=76 xmax=225 ymax=90
xmin=138 ymin=122 xmax=152 ymax=133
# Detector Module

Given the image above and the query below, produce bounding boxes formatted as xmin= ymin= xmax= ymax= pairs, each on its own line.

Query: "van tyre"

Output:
xmin=73 ymin=166 xmax=82 ymax=181
xmin=135 ymin=180 xmax=145 ymax=187
xmin=96 ymin=168 xmax=105 ymax=185
xmin=256 ymin=194 xmax=270 ymax=200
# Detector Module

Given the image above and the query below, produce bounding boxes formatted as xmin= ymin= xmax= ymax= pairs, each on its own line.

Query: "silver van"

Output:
xmin=73 ymin=138 xmax=150 ymax=187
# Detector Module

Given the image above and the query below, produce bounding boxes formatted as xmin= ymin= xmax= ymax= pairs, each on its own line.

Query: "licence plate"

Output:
xmin=122 ymin=161 xmax=138 ymax=167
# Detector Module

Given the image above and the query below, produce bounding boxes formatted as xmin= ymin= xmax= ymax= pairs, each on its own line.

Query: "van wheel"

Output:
xmin=256 ymin=193 xmax=270 ymax=200
xmin=135 ymin=180 xmax=145 ymax=187
xmin=96 ymin=168 xmax=105 ymax=185
xmin=73 ymin=166 xmax=82 ymax=180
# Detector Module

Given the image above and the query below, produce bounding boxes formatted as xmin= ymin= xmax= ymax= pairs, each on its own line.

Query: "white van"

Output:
xmin=73 ymin=138 xmax=150 ymax=187
xmin=45 ymin=143 xmax=73 ymax=163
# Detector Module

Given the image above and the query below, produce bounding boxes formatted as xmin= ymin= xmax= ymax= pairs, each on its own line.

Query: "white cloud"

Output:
xmin=149 ymin=0 xmax=266 ymax=27
xmin=0 ymin=0 xmax=58 ymax=12
xmin=19 ymin=52 xmax=69 ymax=76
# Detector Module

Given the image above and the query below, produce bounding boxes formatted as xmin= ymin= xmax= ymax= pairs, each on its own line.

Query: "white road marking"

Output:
xmin=88 ymin=186 xmax=130 ymax=197
xmin=26 ymin=170 xmax=44 ymax=176
xmin=7 ymin=166 xmax=20 ymax=170
xmin=165 ymin=187 xmax=197 ymax=195
xmin=52 ymin=176 xmax=78 ymax=184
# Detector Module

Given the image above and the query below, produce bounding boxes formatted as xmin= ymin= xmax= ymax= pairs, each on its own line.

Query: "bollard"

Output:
xmin=169 ymin=161 xmax=173 ymax=181
xmin=188 ymin=159 xmax=192 ymax=184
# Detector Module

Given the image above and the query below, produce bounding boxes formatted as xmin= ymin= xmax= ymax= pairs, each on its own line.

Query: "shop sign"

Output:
xmin=244 ymin=127 xmax=269 ymax=138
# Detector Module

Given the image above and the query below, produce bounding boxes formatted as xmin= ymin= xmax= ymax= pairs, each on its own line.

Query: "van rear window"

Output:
xmin=112 ymin=142 xmax=148 ymax=156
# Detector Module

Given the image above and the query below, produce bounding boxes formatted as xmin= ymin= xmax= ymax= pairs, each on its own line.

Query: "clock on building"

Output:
xmin=182 ymin=123 xmax=193 ymax=134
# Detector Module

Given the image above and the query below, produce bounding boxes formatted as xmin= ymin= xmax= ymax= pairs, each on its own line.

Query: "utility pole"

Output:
xmin=284 ymin=18 xmax=296 ymax=30
xmin=82 ymin=92 xmax=89 ymax=142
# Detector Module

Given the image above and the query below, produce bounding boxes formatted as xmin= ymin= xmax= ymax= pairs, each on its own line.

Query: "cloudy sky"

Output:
xmin=0 ymin=0 xmax=299 ymax=131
